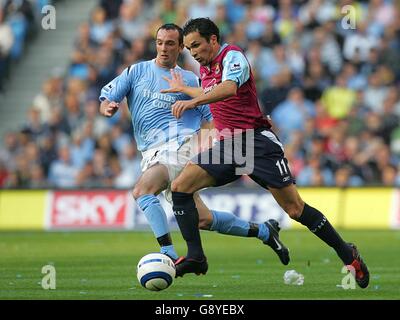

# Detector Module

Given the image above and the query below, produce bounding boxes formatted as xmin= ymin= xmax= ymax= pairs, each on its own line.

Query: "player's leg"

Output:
xmin=171 ymin=139 xmax=242 ymax=277
xmin=250 ymin=128 xmax=368 ymax=286
xmin=244 ymin=129 xmax=292 ymax=265
xmin=269 ymin=183 xmax=352 ymax=258
xmin=269 ymin=183 xmax=369 ymax=288
xmin=132 ymin=164 xmax=179 ymax=260
xmin=194 ymin=193 xmax=271 ymax=243
xmin=170 ymin=162 xmax=215 ymax=276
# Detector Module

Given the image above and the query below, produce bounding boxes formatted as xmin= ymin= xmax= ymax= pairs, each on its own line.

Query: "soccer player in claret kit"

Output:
xmin=162 ymin=18 xmax=369 ymax=288
xmin=99 ymin=23 xmax=289 ymax=265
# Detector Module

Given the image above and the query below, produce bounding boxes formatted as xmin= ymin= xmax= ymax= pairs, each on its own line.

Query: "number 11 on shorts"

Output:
xmin=276 ymin=159 xmax=288 ymax=176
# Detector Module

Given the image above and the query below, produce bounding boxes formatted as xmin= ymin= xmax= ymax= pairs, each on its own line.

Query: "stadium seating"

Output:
xmin=0 ymin=0 xmax=399 ymax=188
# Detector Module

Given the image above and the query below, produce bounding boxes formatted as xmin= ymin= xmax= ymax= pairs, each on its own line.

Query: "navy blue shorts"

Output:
xmin=192 ymin=127 xmax=295 ymax=189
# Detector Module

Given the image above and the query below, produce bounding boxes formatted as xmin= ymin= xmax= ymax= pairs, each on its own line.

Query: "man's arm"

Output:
xmin=192 ymin=80 xmax=237 ymax=106
xmin=99 ymin=99 xmax=120 ymax=117
xmin=170 ymin=50 xmax=250 ymax=118
xmin=180 ymin=86 xmax=203 ymax=98
xmin=99 ymin=66 xmax=133 ymax=116
xmin=171 ymin=80 xmax=237 ymax=118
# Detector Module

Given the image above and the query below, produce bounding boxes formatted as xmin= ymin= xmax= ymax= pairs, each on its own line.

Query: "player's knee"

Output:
xmin=132 ymin=186 xmax=143 ymax=200
xmin=283 ymin=202 xmax=304 ymax=220
xmin=132 ymin=184 xmax=152 ymax=200
xmin=171 ymin=179 xmax=190 ymax=193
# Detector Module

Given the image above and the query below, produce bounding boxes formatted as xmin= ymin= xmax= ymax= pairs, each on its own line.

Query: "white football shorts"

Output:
xmin=140 ymin=136 xmax=198 ymax=203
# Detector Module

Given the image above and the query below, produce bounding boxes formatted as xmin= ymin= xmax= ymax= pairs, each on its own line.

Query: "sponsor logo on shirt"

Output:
xmin=203 ymin=78 xmax=217 ymax=94
xmin=204 ymin=84 xmax=217 ymax=94
xmin=103 ymin=83 xmax=113 ymax=93
xmin=230 ymin=62 xmax=241 ymax=72
xmin=142 ymin=89 xmax=181 ymax=109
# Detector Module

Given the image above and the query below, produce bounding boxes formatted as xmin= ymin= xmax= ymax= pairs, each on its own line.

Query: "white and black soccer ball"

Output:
xmin=137 ymin=253 xmax=176 ymax=291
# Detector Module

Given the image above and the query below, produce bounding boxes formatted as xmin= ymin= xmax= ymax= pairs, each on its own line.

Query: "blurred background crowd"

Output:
xmin=0 ymin=0 xmax=48 ymax=92
xmin=1 ymin=0 xmax=400 ymax=189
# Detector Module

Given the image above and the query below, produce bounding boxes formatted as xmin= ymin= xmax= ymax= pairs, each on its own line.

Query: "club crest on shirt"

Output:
xmin=214 ymin=63 xmax=221 ymax=74
xmin=229 ymin=62 xmax=241 ymax=72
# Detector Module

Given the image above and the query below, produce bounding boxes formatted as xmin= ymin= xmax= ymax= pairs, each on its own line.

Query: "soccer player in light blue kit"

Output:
xmin=99 ymin=24 xmax=272 ymax=261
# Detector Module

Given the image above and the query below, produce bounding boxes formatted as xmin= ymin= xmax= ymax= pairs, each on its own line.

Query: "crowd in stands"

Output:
xmin=1 ymin=0 xmax=400 ymax=189
xmin=0 ymin=0 xmax=52 ymax=92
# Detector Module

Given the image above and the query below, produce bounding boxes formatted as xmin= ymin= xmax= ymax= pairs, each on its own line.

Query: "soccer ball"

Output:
xmin=136 ymin=253 xmax=176 ymax=291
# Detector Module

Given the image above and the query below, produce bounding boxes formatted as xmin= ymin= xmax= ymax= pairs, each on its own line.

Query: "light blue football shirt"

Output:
xmin=100 ymin=59 xmax=212 ymax=151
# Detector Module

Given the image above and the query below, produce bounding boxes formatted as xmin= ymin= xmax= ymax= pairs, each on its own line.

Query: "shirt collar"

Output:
xmin=207 ymin=43 xmax=228 ymax=67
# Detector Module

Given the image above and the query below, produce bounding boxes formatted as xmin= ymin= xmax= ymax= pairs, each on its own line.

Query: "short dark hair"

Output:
xmin=183 ymin=18 xmax=220 ymax=43
xmin=156 ymin=23 xmax=184 ymax=45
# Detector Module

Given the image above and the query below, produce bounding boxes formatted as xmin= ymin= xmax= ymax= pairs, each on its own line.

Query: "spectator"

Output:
xmin=117 ymin=1 xmax=148 ymax=43
xmin=100 ymin=0 xmax=123 ymax=21
xmin=363 ymin=71 xmax=389 ymax=114
xmin=22 ymin=107 xmax=46 ymax=140
xmin=312 ymin=26 xmax=342 ymax=75
xmin=271 ymin=87 xmax=315 ymax=144
xmin=343 ymin=21 xmax=379 ymax=63
xmin=32 ymin=79 xmax=57 ymax=123
xmin=28 ymin=164 xmax=48 ymax=188
xmin=0 ymin=160 xmax=8 ymax=187
xmin=321 ymin=74 xmax=356 ymax=119
xmin=260 ymin=67 xmax=294 ymax=115
xmin=381 ymin=164 xmax=397 ymax=186
xmin=119 ymin=143 xmax=141 ymax=178
xmin=334 ymin=165 xmax=364 ymax=187
xmin=75 ymin=160 xmax=103 ymax=188
xmin=187 ymin=0 xmax=216 ymax=20
xmin=38 ymin=134 xmax=58 ymax=176
xmin=0 ymin=131 xmax=19 ymax=171
xmin=0 ymin=7 xmax=14 ymax=92
xmin=302 ymin=61 xmax=331 ymax=102
xmin=89 ymin=6 xmax=114 ymax=45
xmin=297 ymin=155 xmax=334 ymax=186
xmin=48 ymin=145 xmax=79 ymax=188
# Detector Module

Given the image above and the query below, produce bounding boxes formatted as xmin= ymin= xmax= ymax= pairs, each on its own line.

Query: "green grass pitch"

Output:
xmin=0 ymin=230 xmax=399 ymax=300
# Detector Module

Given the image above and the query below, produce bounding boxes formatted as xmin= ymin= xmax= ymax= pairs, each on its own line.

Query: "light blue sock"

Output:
xmin=210 ymin=210 xmax=249 ymax=237
xmin=210 ymin=210 xmax=270 ymax=242
xmin=160 ymin=245 xmax=176 ymax=257
xmin=137 ymin=194 xmax=178 ymax=260
xmin=257 ymin=223 xmax=270 ymax=243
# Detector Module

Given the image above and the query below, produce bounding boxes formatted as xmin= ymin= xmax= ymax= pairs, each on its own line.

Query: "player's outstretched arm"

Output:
xmin=195 ymin=80 xmax=237 ymax=105
xmin=161 ymin=69 xmax=203 ymax=98
xmin=99 ymin=99 xmax=119 ymax=117
xmin=171 ymin=80 xmax=237 ymax=118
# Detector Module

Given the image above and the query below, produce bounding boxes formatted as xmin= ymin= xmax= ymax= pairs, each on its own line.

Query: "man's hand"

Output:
xmin=161 ymin=69 xmax=184 ymax=93
xmin=171 ymin=99 xmax=197 ymax=118
xmin=100 ymin=101 xmax=119 ymax=117
xmin=161 ymin=69 xmax=203 ymax=98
